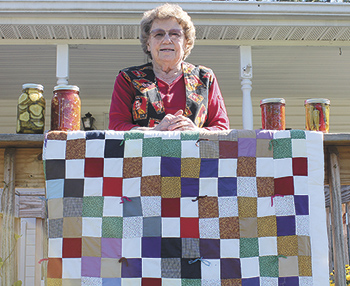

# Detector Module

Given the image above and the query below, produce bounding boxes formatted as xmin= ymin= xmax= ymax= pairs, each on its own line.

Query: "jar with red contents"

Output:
xmin=51 ymin=85 xmax=81 ymax=131
xmin=304 ymin=98 xmax=330 ymax=133
xmin=260 ymin=98 xmax=286 ymax=130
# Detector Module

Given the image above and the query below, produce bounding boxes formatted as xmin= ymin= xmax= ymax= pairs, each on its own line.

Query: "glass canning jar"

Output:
xmin=304 ymin=98 xmax=330 ymax=133
xmin=260 ymin=98 xmax=286 ymax=130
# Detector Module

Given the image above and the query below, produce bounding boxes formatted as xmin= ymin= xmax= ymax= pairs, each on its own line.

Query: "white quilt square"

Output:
xmin=160 ymin=131 xmax=181 ymax=140
xmin=199 ymin=218 xmax=220 ymax=239
xmin=199 ymin=178 xmax=218 ymax=196
xmin=274 ymin=158 xmax=292 ymax=178
xmin=256 ymin=158 xmax=274 ymax=177
xmin=201 ymin=259 xmax=220 ymax=280
xmin=161 ymin=279 xmax=181 ymax=286
xmin=180 ymin=198 xmax=198 ymax=217
xmin=105 ymin=130 xmax=124 ymax=139
xmin=122 ymin=238 xmax=141 ymax=258
xmin=240 ymin=257 xmax=260 ymax=278
xmin=123 ymin=217 xmax=143 ymax=239
xmin=123 ymin=178 xmax=141 ymax=197
xmin=181 ymin=141 xmax=200 ymax=158
xmin=218 ymin=197 xmax=238 ymax=217
xmin=82 ymin=217 xmax=102 ymax=237
xmin=44 ymin=140 xmax=66 ymax=159
xmin=162 ymin=218 xmax=180 ymax=237
xmin=237 ymin=177 xmax=257 ymax=197
xmin=273 ymin=130 xmax=290 ymax=139
xmin=67 ymin=131 xmax=85 ymax=140
xmin=48 ymin=238 xmax=62 ymax=258
xmin=66 ymin=159 xmax=84 ymax=179
xmin=257 ymin=197 xmax=275 ymax=217
xmin=142 ymin=157 xmax=161 ymax=176
xmin=141 ymin=196 xmax=161 ymax=217
xmin=121 ymin=278 xmax=141 ymax=286
xmin=84 ymin=177 xmax=103 ymax=196
xmin=260 ymin=277 xmax=278 ymax=286
xmin=294 ymin=176 xmax=308 ymax=195
xmin=104 ymin=158 xmax=123 ymax=177
xmin=124 ymin=139 xmax=142 ymax=157
xmin=86 ymin=139 xmax=105 ymax=158
xmin=218 ymin=159 xmax=237 ymax=177
xmin=103 ymin=197 xmax=123 ymax=217
xmin=274 ymin=195 xmax=295 ymax=216
xmin=62 ymin=258 xmax=81 ymax=279
xmin=220 ymin=239 xmax=239 ymax=258
xmin=142 ymin=258 xmax=161 ymax=278
xmin=296 ymin=215 xmax=310 ymax=236
xmin=292 ymin=139 xmax=307 ymax=157
xmin=258 ymin=237 xmax=277 ymax=256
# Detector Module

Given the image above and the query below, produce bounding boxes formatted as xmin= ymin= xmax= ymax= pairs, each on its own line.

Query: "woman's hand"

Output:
xmin=153 ymin=110 xmax=184 ymax=131
xmin=167 ymin=110 xmax=199 ymax=131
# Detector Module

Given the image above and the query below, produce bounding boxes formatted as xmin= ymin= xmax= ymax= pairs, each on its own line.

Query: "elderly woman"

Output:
xmin=109 ymin=3 xmax=229 ymax=131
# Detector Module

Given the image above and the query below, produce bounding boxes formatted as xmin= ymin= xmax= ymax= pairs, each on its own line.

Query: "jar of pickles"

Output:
xmin=260 ymin=98 xmax=286 ymax=130
xmin=51 ymin=85 xmax=81 ymax=131
xmin=304 ymin=98 xmax=330 ymax=133
xmin=17 ymin=83 xmax=46 ymax=134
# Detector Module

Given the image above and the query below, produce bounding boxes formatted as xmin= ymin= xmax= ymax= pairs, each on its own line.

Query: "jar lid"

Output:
xmin=22 ymin=83 xmax=44 ymax=91
xmin=260 ymin=98 xmax=285 ymax=105
xmin=304 ymin=98 xmax=330 ymax=105
xmin=54 ymin=85 xmax=80 ymax=92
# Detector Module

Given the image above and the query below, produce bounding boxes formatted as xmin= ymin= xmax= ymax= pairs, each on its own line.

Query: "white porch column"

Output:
xmin=56 ymin=44 xmax=69 ymax=85
xmin=239 ymin=46 xmax=253 ymax=130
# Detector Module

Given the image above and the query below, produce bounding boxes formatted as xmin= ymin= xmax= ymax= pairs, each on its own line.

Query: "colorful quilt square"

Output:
xmin=200 ymin=158 xmax=218 ymax=177
xmin=142 ymin=137 xmax=162 ymax=157
xmin=161 ymin=238 xmax=182 ymax=258
xmin=259 ymin=256 xmax=279 ymax=277
xmin=102 ymin=177 xmax=122 ymax=197
xmin=279 ymin=256 xmax=298 ymax=277
xmin=181 ymin=238 xmax=200 ymax=259
xmin=62 ymin=238 xmax=81 ymax=258
xmin=198 ymin=197 xmax=219 ymax=218
xmin=100 ymin=258 xmax=121 ymax=278
xmin=161 ymin=258 xmax=181 ymax=278
xmin=256 ymin=177 xmax=274 ymax=197
xmin=238 ymin=138 xmax=256 ymax=157
xmin=276 ymin=216 xmax=296 ymax=236
xmin=274 ymin=177 xmax=294 ymax=196
xmin=162 ymin=177 xmax=181 ymax=198
xmin=46 ymin=159 xmax=65 ymax=180
xmin=218 ymin=177 xmax=237 ymax=197
xmin=292 ymin=157 xmax=308 ymax=176
xmin=220 ymin=258 xmax=241 ymax=279
xmin=66 ymin=139 xmax=85 ymax=159
xmin=123 ymin=157 xmax=142 ymax=178
xmin=256 ymin=139 xmax=273 ymax=158
xmin=63 ymin=217 xmax=82 ymax=238
xmin=142 ymin=278 xmax=162 ymax=286
xmin=199 ymin=218 xmax=220 ymax=239
xmin=257 ymin=216 xmax=277 ymax=237
xmin=238 ymin=197 xmax=257 ymax=218
xmin=161 ymin=157 xmax=181 ymax=177
xmin=218 ymin=197 xmax=238 ymax=218
xmin=162 ymin=139 xmax=181 ymax=158
xmin=123 ymin=197 xmax=142 ymax=217
xmin=220 ymin=217 xmax=240 ymax=239
xmin=294 ymin=195 xmax=309 ymax=215
xmin=237 ymin=157 xmax=256 ymax=177
xmin=180 ymin=218 xmax=199 ymax=238
xmin=162 ymin=198 xmax=180 ymax=217
xmin=143 ymin=217 xmax=161 ymax=237
xmin=47 ymin=258 xmax=62 ymax=278
xmin=82 ymin=237 xmax=101 ymax=257
xmin=239 ymin=218 xmax=258 ymax=238
xmin=272 ymin=138 xmax=292 ymax=159
xmin=181 ymin=258 xmax=201 ymax=279
xmin=81 ymin=257 xmax=101 ymax=277
xmin=219 ymin=141 xmax=238 ymax=158
xmin=48 ymin=218 xmax=62 ymax=238
xmin=104 ymin=139 xmax=124 ymax=158
xmin=200 ymin=239 xmax=220 ymax=259
xmin=82 ymin=196 xmax=104 ymax=217
xmin=199 ymin=140 xmax=219 ymax=158
xmin=84 ymin=158 xmax=104 ymax=177
xmin=278 ymin=276 xmax=299 ymax=286
xmin=277 ymin=236 xmax=298 ymax=256
xmin=64 ymin=179 xmax=84 ymax=197
xmin=181 ymin=158 xmax=201 ymax=178
xmin=141 ymin=176 xmax=161 ymax=196
xmin=102 ymin=217 xmax=123 ymax=238
xmin=142 ymin=237 xmax=161 ymax=258
xmin=240 ymin=237 xmax=259 ymax=258
xmin=181 ymin=178 xmax=199 ymax=197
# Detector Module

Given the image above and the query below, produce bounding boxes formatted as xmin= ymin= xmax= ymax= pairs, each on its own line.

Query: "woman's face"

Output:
xmin=147 ymin=18 xmax=187 ymax=68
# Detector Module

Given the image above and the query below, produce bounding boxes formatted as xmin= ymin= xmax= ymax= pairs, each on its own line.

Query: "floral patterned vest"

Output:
xmin=120 ymin=62 xmax=213 ymax=128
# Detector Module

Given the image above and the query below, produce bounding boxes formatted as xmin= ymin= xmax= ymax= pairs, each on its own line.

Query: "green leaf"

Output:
xmin=13 ymin=281 xmax=22 ymax=286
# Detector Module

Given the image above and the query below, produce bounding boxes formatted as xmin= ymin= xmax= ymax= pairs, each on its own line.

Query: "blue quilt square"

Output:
xmin=143 ymin=217 xmax=161 ymax=237
xmin=221 ymin=258 xmax=241 ymax=279
xmin=278 ymin=276 xmax=299 ymax=285
xmin=276 ymin=216 xmax=296 ymax=236
xmin=46 ymin=179 xmax=64 ymax=199
xmin=142 ymin=237 xmax=161 ymax=258
xmin=123 ymin=197 xmax=142 ymax=217
xmin=121 ymin=258 xmax=141 ymax=278
xmin=104 ymin=139 xmax=124 ymax=158
xmin=162 ymin=157 xmax=181 ymax=177
xmin=218 ymin=177 xmax=237 ymax=197
xmin=200 ymin=239 xmax=220 ymax=259
xmin=181 ymin=178 xmax=199 ymax=197
xmin=199 ymin=158 xmax=218 ymax=177
xmin=103 ymin=278 xmax=121 ymax=286
xmin=242 ymin=277 xmax=260 ymax=286
xmin=294 ymin=195 xmax=309 ymax=215
xmin=86 ymin=131 xmax=105 ymax=140
xmin=181 ymin=258 xmax=201 ymax=279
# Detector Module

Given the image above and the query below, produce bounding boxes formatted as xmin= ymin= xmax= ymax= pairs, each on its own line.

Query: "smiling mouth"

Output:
xmin=160 ymin=49 xmax=174 ymax=52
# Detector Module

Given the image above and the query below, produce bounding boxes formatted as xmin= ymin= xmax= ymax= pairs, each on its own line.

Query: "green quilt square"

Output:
xmin=162 ymin=139 xmax=181 ymax=157
xmin=82 ymin=196 xmax=104 ymax=217
xmin=240 ymin=237 xmax=259 ymax=258
xmin=142 ymin=137 xmax=162 ymax=157
xmin=182 ymin=279 xmax=201 ymax=286
xmin=181 ymin=131 xmax=200 ymax=141
xmin=259 ymin=256 xmax=279 ymax=277
xmin=290 ymin=130 xmax=306 ymax=139
xmin=124 ymin=131 xmax=144 ymax=140
xmin=102 ymin=217 xmax=123 ymax=238
xmin=271 ymin=138 xmax=292 ymax=159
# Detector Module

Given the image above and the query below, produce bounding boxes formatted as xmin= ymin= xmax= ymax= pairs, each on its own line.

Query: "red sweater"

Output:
xmin=109 ymin=72 xmax=230 ymax=131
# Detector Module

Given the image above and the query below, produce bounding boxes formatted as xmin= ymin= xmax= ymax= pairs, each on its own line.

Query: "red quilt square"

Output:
xmin=161 ymin=198 xmax=180 ymax=217
xmin=47 ymin=258 xmax=62 ymax=278
xmin=292 ymin=157 xmax=308 ymax=176
xmin=274 ymin=176 xmax=294 ymax=196
xmin=103 ymin=177 xmax=123 ymax=196
xmin=85 ymin=158 xmax=104 ymax=177
xmin=180 ymin=218 xmax=199 ymax=238
xmin=219 ymin=141 xmax=238 ymax=158
xmin=142 ymin=278 xmax=161 ymax=286
xmin=62 ymin=238 xmax=82 ymax=258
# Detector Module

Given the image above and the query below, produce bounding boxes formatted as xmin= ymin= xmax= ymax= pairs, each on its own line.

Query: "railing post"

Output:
xmin=328 ymin=146 xmax=347 ymax=286
xmin=56 ymin=44 xmax=69 ymax=85
xmin=239 ymin=46 xmax=253 ymax=130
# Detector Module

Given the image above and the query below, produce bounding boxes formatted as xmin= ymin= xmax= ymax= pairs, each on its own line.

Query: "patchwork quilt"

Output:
xmin=43 ymin=129 xmax=329 ymax=286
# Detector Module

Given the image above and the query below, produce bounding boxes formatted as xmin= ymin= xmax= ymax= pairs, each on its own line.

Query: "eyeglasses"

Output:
xmin=150 ymin=29 xmax=184 ymax=40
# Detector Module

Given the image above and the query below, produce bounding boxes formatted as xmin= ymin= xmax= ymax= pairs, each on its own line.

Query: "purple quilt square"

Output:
xmin=181 ymin=258 xmax=201 ymax=279
xmin=101 ymin=238 xmax=122 ymax=258
xmin=294 ymin=195 xmax=309 ymax=215
xmin=199 ymin=159 xmax=218 ymax=177
xmin=255 ymin=130 xmax=273 ymax=139
xmin=86 ymin=131 xmax=105 ymax=139
xmin=142 ymin=237 xmax=161 ymax=258
xmin=102 ymin=278 xmax=121 ymax=286
xmin=121 ymin=258 xmax=142 ymax=278
xmin=221 ymin=258 xmax=241 ymax=279
xmin=276 ymin=216 xmax=296 ymax=236
xmin=218 ymin=177 xmax=237 ymax=197
xmin=238 ymin=138 xmax=256 ymax=157
xmin=219 ymin=141 xmax=238 ymax=158
xmin=278 ymin=277 xmax=299 ymax=285
xmin=81 ymin=256 xmax=101 ymax=277
xmin=242 ymin=277 xmax=260 ymax=286
xmin=181 ymin=178 xmax=199 ymax=197
xmin=161 ymin=157 xmax=181 ymax=177
xmin=104 ymin=139 xmax=124 ymax=158
xmin=200 ymin=239 xmax=220 ymax=259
